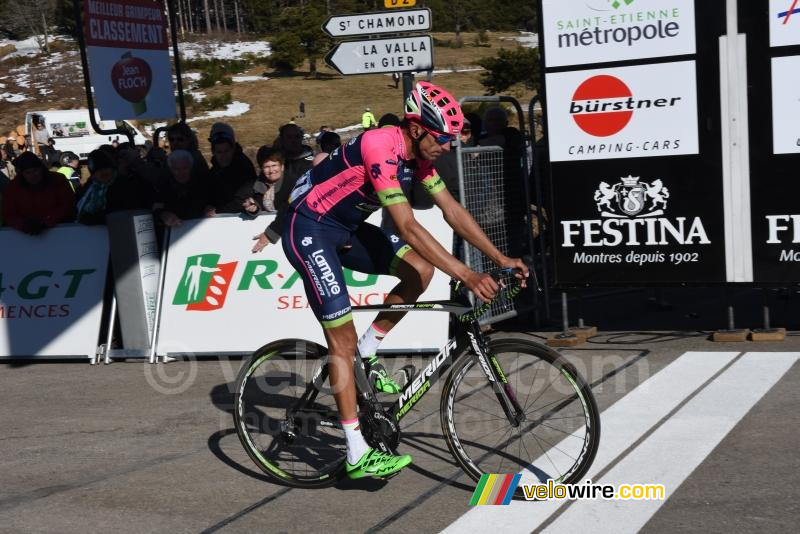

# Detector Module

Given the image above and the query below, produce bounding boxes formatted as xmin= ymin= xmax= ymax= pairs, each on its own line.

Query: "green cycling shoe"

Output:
xmin=346 ymin=447 xmax=413 ymax=479
xmin=365 ymin=356 xmax=402 ymax=394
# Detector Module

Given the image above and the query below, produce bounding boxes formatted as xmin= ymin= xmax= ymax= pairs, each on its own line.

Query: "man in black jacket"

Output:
xmin=205 ymin=122 xmax=257 ymax=216
xmin=251 ymin=123 xmax=313 ymax=252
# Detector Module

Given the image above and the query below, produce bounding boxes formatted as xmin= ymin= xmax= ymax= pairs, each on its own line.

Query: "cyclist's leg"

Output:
xmin=282 ymin=214 xmax=411 ymax=477
xmin=341 ymin=223 xmax=434 ymax=332
xmin=341 ymin=224 xmax=433 ymax=392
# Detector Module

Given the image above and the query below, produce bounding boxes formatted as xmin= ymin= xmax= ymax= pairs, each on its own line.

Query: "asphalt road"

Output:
xmin=1 ymin=329 xmax=798 ymax=534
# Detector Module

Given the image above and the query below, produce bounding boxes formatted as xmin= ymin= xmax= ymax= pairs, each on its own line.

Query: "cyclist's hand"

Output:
xmin=160 ymin=210 xmax=183 ymax=228
xmin=464 ymin=271 xmax=499 ymax=303
xmin=252 ymin=233 xmax=270 ymax=253
xmin=500 ymin=256 xmax=530 ymax=288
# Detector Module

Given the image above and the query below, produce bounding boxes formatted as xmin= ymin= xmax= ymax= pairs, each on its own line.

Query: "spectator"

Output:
xmin=251 ymin=123 xmax=314 ymax=252
xmin=392 ymin=72 xmax=400 ymax=89
xmin=298 ymin=101 xmax=306 ymax=118
xmin=464 ymin=112 xmax=482 ymax=147
xmin=1 ymin=143 xmax=16 ymax=181
xmin=2 ymin=152 xmax=74 ymax=234
xmin=167 ymin=122 xmax=210 ymax=177
xmin=361 ymin=107 xmax=378 ymax=130
xmin=56 ymin=151 xmax=81 ymax=192
xmin=378 ymin=113 xmax=401 ymax=128
xmin=315 ymin=125 xmax=330 ymax=148
xmin=479 ymin=107 xmax=509 ymax=146
xmin=152 ymin=149 xmax=210 ymax=227
xmin=75 ymin=149 xmax=154 ymax=225
xmin=31 ymin=115 xmax=53 ymax=160
xmin=244 ymin=146 xmax=284 ymax=216
xmin=205 ymin=122 xmax=257 ymax=216
xmin=312 ymin=131 xmax=342 ymax=166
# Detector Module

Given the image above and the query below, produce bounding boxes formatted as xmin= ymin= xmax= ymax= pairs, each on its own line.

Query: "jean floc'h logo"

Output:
xmin=594 ymin=175 xmax=670 ymax=218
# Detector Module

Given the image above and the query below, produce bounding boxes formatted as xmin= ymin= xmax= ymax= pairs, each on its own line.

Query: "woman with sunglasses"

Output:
xmin=279 ymin=81 xmax=529 ymax=481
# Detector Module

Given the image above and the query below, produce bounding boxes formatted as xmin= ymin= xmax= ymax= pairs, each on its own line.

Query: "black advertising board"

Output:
xmin=538 ymin=0 xmax=728 ymax=285
xmin=741 ymin=1 xmax=800 ymax=283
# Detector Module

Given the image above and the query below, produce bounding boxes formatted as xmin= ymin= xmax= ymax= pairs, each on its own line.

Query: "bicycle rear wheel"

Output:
xmin=233 ymin=339 xmax=346 ymax=488
xmin=441 ymin=336 xmax=600 ymax=491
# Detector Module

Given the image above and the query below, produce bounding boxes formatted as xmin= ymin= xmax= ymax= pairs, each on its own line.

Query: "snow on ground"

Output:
xmin=0 ymin=92 xmax=28 ymax=103
xmin=0 ymin=37 xmax=76 ymax=59
xmin=508 ymin=32 xmax=539 ymax=48
xmin=178 ymin=41 xmax=271 ymax=61
xmin=232 ymin=75 xmax=268 ymax=83
xmin=186 ymin=101 xmax=250 ymax=123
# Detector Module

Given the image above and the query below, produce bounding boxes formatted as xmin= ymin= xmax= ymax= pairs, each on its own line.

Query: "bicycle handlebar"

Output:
xmin=452 ymin=267 xmax=526 ymax=323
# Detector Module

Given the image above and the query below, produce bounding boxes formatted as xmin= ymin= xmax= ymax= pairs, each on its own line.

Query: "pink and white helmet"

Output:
xmin=404 ymin=81 xmax=465 ymax=136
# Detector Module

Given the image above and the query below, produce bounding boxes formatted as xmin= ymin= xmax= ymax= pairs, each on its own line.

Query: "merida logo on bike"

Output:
xmin=398 ymin=338 xmax=457 ymax=417
xmin=310 ymin=250 xmax=341 ymax=295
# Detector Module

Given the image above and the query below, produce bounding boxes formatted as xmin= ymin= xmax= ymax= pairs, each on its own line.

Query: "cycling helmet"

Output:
xmin=60 ymin=151 xmax=79 ymax=166
xmin=404 ymin=81 xmax=464 ymax=136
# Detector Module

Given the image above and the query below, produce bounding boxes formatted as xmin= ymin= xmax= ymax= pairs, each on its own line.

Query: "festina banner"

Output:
xmin=741 ymin=2 xmax=800 ymax=283
xmin=541 ymin=0 xmax=697 ymax=68
xmin=157 ymin=211 xmax=452 ymax=356
xmin=0 ymin=225 xmax=109 ymax=358
xmin=541 ymin=0 xmax=727 ymax=284
xmin=83 ymin=0 xmax=176 ymax=120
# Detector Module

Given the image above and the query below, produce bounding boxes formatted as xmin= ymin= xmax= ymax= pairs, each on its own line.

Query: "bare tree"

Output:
xmin=214 ymin=0 xmax=221 ymax=32
xmin=203 ymin=0 xmax=213 ymax=33
xmin=2 ymin=0 xmax=57 ymax=54
xmin=234 ymin=0 xmax=241 ymax=35
xmin=221 ymin=0 xmax=228 ymax=33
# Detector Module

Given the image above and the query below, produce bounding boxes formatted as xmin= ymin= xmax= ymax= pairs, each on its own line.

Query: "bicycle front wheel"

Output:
xmin=441 ymin=336 xmax=600 ymax=491
xmin=234 ymin=338 xmax=346 ymax=488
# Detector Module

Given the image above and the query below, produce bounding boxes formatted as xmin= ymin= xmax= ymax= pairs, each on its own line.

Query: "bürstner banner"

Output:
xmin=546 ymin=61 xmax=699 ymax=162
xmin=0 ymin=226 xmax=109 ymax=358
xmin=157 ymin=211 xmax=452 ymax=356
xmin=541 ymin=0 xmax=696 ymax=68
xmin=83 ymin=0 xmax=176 ymax=120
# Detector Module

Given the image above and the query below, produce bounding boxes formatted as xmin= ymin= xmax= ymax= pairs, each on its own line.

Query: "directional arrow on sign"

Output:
xmin=325 ymin=35 xmax=434 ymax=76
xmin=322 ymin=9 xmax=432 ymax=38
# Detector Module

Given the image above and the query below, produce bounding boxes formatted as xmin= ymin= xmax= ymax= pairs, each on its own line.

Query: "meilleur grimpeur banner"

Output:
xmin=83 ymin=0 xmax=176 ymax=120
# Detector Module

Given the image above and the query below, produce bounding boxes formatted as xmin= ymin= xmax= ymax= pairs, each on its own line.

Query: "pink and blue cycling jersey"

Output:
xmin=287 ymin=126 xmax=447 ymax=228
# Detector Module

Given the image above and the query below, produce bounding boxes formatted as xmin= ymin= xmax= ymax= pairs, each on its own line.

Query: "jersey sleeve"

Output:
xmin=361 ymin=131 xmax=409 ymax=207
xmin=416 ymin=160 xmax=447 ymax=197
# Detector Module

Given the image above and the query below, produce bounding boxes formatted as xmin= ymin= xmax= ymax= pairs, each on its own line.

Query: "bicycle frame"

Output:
xmin=351 ymin=300 xmax=525 ymax=427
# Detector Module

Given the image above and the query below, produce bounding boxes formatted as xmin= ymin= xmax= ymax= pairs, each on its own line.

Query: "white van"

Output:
xmin=25 ymin=110 xmax=149 ymax=160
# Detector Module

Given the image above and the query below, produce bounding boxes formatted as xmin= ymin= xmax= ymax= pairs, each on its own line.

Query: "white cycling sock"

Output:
xmin=342 ymin=417 xmax=369 ymax=464
xmin=358 ymin=323 xmax=387 ymax=359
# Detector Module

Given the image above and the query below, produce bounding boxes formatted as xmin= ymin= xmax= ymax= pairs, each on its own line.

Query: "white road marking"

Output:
xmin=442 ymin=352 xmax=741 ymax=533
xmin=543 ymin=352 xmax=799 ymax=534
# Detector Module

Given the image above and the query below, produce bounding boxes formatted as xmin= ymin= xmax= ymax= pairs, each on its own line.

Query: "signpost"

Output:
xmin=323 ymin=9 xmax=431 ymax=38
xmin=385 ymin=0 xmax=416 ymax=7
xmin=325 ymin=34 xmax=433 ymax=76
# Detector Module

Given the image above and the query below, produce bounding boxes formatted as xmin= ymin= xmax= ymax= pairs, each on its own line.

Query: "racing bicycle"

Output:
xmin=233 ymin=270 xmax=600 ymax=497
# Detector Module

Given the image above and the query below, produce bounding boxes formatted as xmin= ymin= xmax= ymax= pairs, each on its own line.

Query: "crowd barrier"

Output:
xmin=0 ymin=210 xmax=453 ymax=360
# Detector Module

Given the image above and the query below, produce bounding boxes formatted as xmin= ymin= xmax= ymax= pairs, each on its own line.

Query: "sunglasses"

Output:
xmin=420 ymin=126 xmax=454 ymax=145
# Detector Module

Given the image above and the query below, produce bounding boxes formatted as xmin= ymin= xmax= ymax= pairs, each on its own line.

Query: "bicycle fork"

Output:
xmin=466 ymin=323 xmax=526 ymax=427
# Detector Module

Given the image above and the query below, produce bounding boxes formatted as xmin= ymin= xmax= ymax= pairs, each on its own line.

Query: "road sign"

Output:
xmin=322 ymin=9 xmax=431 ymax=38
xmin=325 ymin=35 xmax=433 ymax=76
xmin=385 ymin=0 xmax=416 ymax=7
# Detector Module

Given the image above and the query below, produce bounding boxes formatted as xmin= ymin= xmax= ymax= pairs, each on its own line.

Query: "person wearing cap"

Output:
xmin=57 ymin=152 xmax=81 ymax=192
xmin=205 ymin=122 xmax=257 ymax=216
xmin=361 ymin=107 xmax=377 ymax=130
xmin=2 ymin=152 xmax=74 ymax=234
xmin=75 ymin=149 xmax=154 ymax=225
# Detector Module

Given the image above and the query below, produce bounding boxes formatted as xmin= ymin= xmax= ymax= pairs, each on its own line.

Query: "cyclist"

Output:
xmin=282 ymin=82 xmax=529 ymax=479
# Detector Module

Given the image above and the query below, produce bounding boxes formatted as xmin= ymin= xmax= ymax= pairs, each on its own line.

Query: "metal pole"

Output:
xmin=104 ymin=294 xmax=117 ymax=365
xmin=149 ymin=227 xmax=171 ymax=364
xmin=727 ymin=304 xmax=735 ymax=331
xmin=528 ymin=96 xmax=551 ymax=321
xmin=762 ymin=288 xmax=771 ymax=330
xmin=166 ymin=0 xmax=187 ymax=122
xmin=72 ymin=0 xmax=135 ymax=145
xmin=561 ymin=291 xmax=569 ymax=335
xmin=402 ymin=72 xmax=414 ymax=104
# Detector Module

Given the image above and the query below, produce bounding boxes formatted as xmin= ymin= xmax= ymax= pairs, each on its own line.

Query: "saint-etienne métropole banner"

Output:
xmin=83 ymin=0 xmax=176 ymax=120
xmin=741 ymin=0 xmax=800 ymax=283
xmin=156 ymin=211 xmax=452 ymax=356
xmin=0 ymin=226 xmax=109 ymax=358
xmin=540 ymin=0 xmax=729 ymax=285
